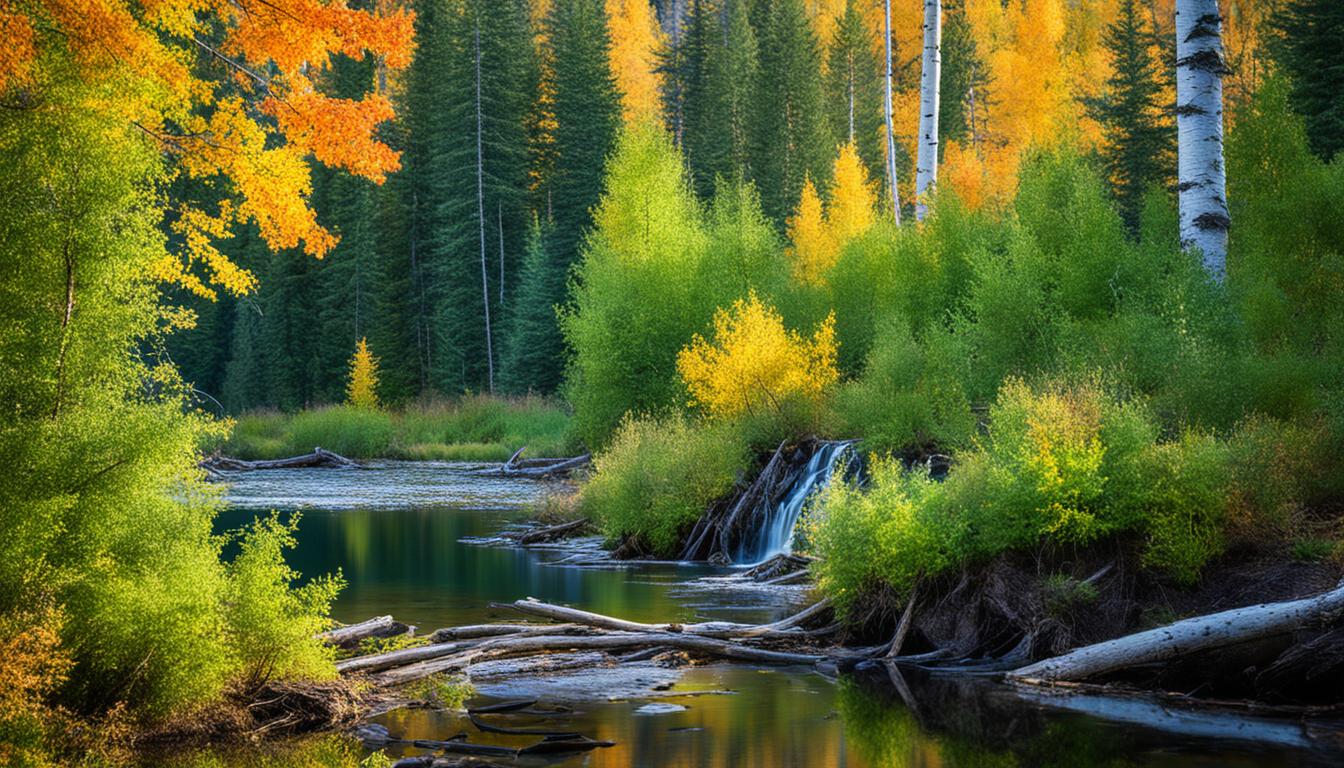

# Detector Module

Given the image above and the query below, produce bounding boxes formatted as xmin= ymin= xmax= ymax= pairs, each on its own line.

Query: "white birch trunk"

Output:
xmin=1175 ymin=0 xmax=1230 ymax=280
xmin=474 ymin=22 xmax=495 ymax=393
xmin=914 ymin=0 xmax=941 ymax=222
xmin=883 ymin=0 xmax=902 ymax=225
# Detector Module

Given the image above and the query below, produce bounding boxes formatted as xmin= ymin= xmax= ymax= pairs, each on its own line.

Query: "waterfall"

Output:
xmin=732 ymin=440 xmax=855 ymax=564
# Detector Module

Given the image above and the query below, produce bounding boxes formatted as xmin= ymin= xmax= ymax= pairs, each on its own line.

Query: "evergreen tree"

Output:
xmin=425 ymin=0 xmax=535 ymax=394
xmin=1274 ymin=0 xmax=1344 ymax=161
xmin=750 ymin=0 xmax=832 ymax=224
xmin=545 ymin=0 xmax=622 ymax=273
xmin=825 ymin=0 xmax=883 ymax=190
xmin=501 ymin=217 xmax=568 ymax=394
xmin=673 ymin=0 xmax=722 ymax=197
xmin=936 ymin=1 xmax=987 ymax=151
xmin=1087 ymin=0 xmax=1174 ymax=230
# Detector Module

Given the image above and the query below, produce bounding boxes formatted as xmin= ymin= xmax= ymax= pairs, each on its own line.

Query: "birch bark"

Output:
xmin=1176 ymin=0 xmax=1230 ymax=279
xmin=883 ymin=0 xmax=902 ymax=225
xmin=915 ymin=0 xmax=941 ymax=222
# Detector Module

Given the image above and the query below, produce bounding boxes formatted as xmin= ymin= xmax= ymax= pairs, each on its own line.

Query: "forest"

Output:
xmin=3 ymin=0 xmax=1344 ymax=766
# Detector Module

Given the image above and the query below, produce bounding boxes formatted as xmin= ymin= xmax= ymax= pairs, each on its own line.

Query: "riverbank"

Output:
xmin=214 ymin=396 xmax=575 ymax=463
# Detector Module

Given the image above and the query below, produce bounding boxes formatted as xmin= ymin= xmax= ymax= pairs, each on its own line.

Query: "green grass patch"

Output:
xmin=216 ymin=396 xmax=575 ymax=461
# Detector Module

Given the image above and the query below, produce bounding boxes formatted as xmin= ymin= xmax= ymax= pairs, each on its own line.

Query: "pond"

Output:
xmin=203 ymin=461 xmax=1344 ymax=768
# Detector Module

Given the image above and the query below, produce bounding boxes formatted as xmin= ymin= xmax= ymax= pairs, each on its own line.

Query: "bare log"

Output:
xmin=487 ymin=453 xmax=592 ymax=479
xmin=374 ymin=631 xmax=823 ymax=687
xmin=319 ymin=615 xmax=410 ymax=649
xmin=201 ymin=447 xmax=357 ymax=472
xmin=339 ymin=625 xmax=586 ymax=674
xmin=516 ymin=518 xmax=591 ymax=545
xmin=883 ymin=580 xmax=921 ymax=659
xmin=500 ymin=597 xmax=816 ymax=641
xmin=1009 ymin=579 xmax=1344 ymax=683
xmin=429 ymin=623 xmax=572 ymax=642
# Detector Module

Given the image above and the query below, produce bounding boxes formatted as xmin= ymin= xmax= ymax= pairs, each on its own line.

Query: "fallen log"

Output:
xmin=500 ymin=597 xmax=820 ymax=641
xmin=374 ymin=631 xmax=824 ymax=687
xmin=1008 ymin=578 xmax=1344 ymax=683
xmin=319 ymin=615 xmax=410 ymax=649
xmin=516 ymin=518 xmax=592 ymax=545
xmin=486 ymin=448 xmax=592 ymax=479
xmin=339 ymin=625 xmax=586 ymax=674
xmin=201 ymin=447 xmax=358 ymax=472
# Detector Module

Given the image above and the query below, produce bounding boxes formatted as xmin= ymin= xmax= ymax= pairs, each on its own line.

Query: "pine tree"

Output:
xmin=936 ymin=0 xmax=987 ymax=150
xmin=501 ymin=217 xmax=568 ymax=394
xmin=824 ymin=0 xmax=884 ymax=188
xmin=1274 ymin=0 xmax=1344 ymax=161
xmin=545 ymin=0 xmax=622 ymax=275
xmin=1086 ymin=0 xmax=1174 ymax=230
xmin=751 ymin=0 xmax=833 ymax=225
xmin=346 ymin=338 xmax=382 ymax=408
xmin=676 ymin=0 xmax=759 ymax=199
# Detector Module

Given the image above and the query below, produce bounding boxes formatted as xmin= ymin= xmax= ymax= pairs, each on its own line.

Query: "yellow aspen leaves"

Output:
xmin=677 ymin=293 xmax=838 ymax=420
xmin=346 ymin=338 xmax=381 ymax=409
xmin=606 ymin=0 xmax=665 ymax=124
xmin=787 ymin=143 xmax=876 ymax=285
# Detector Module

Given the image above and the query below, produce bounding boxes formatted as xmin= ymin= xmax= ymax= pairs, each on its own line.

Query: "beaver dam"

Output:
xmin=188 ymin=458 xmax=1344 ymax=768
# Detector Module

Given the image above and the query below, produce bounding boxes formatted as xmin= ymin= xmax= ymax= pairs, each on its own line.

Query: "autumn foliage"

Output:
xmin=346 ymin=337 xmax=381 ymax=409
xmin=0 ymin=0 xmax=415 ymax=299
xmin=677 ymin=293 xmax=838 ymax=420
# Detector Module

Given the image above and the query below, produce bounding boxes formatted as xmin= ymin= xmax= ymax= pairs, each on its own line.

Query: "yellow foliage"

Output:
xmin=827 ymin=142 xmax=876 ymax=243
xmin=346 ymin=338 xmax=381 ymax=410
xmin=1 ymin=0 xmax=415 ymax=298
xmin=677 ymin=293 xmax=838 ymax=420
xmin=787 ymin=177 xmax=837 ymax=285
xmin=606 ymin=0 xmax=664 ymax=124
xmin=939 ymin=141 xmax=988 ymax=210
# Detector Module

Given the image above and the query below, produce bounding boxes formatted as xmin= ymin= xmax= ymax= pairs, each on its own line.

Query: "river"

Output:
xmin=202 ymin=461 xmax=1343 ymax=767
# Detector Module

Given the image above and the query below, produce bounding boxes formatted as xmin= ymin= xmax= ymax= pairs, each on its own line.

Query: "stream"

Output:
xmin=199 ymin=461 xmax=1343 ymax=767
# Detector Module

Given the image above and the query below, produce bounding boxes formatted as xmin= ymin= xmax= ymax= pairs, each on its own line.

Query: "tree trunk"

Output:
xmin=883 ymin=0 xmax=902 ymax=225
xmin=915 ymin=0 xmax=941 ymax=222
xmin=1008 ymin=580 xmax=1344 ymax=683
xmin=1176 ymin=0 xmax=1230 ymax=279
xmin=474 ymin=21 xmax=495 ymax=393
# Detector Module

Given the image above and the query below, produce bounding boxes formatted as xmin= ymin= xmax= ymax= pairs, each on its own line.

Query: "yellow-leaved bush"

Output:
xmin=786 ymin=142 xmax=876 ymax=285
xmin=346 ymin=337 xmax=381 ymax=410
xmin=677 ymin=293 xmax=838 ymax=420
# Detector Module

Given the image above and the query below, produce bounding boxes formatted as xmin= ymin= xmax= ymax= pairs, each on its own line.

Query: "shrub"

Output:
xmin=579 ymin=415 xmax=749 ymax=557
xmin=677 ymin=293 xmax=838 ymax=422
xmin=223 ymin=513 xmax=342 ymax=690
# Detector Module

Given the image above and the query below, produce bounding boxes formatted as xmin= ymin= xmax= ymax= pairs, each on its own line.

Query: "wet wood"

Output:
xmin=884 ymin=580 xmax=921 ymax=659
xmin=201 ymin=447 xmax=357 ymax=472
xmin=319 ymin=615 xmax=410 ymax=649
xmin=516 ymin=518 xmax=591 ymax=545
xmin=340 ymin=625 xmax=586 ymax=674
xmin=1009 ymin=579 xmax=1344 ymax=683
xmin=500 ymin=597 xmax=822 ymax=640
xmin=487 ymin=448 xmax=592 ymax=479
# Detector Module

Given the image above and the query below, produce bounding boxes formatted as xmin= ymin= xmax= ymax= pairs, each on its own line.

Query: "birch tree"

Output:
xmin=883 ymin=0 xmax=902 ymax=224
xmin=915 ymin=0 xmax=942 ymax=221
xmin=1176 ymin=0 xmax=1231 ymax=279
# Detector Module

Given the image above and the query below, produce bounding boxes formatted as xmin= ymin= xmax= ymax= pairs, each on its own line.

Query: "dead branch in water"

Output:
xmin=485 ymin=446 xmax=592 ymax=479
xmin=319 ymin=615 xmax=410 ymax=649
xmin=201 ymin=447 xmax=357 ymax=472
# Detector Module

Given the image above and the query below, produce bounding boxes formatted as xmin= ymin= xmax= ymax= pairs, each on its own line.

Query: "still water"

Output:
xmin=212 ymin=462 xmax=1344 ymax=767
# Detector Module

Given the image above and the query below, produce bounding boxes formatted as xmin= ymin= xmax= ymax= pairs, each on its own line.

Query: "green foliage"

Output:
xmin=580 ymin=415 xmax=749 ymax=557
xmin=1273 ymin=0 xmax=1344 ymax=161
xmin=404 ymin=674 xmax=475 ymax=710
xmin=1292 ymin=538 xmax=1334 ymax=563
xmin=502 ymin=218 xmax=567 ymax=395
xmin=223 ymin=514 xmax=342 ymax=689
xmin=1085 ymin=0 xmax=1174 ymax=229
xmin=286 ymin=408 xmax=395 ymax=460
xmin=824 ymin=0 xmax=883 ymax=186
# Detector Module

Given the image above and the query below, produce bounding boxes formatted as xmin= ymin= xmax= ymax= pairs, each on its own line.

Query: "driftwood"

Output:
xmin=1009 ymin=579 xmax=1344 ymax=683
xmin=500 ymin=597 xmax=829 ymax=641
xmin=487 ymin=447 xmax=592 ymax=479
xmin=516 ymin=518 xmax=591 ymax=545
xmin=338 ymin=625 xmax=587 ymax=675
xmin=883 ymin=580 xmax=921 ymax=659
xmin=201 ymin=447 xmax=357 ymax=472
xmin=319 ymin=615 xmax=410 ymax=649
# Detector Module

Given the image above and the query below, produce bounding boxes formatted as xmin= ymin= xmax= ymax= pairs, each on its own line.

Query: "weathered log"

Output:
xmin=516 ymin=518 xmax=591 ymax=545
xmin=883 ymin=580 xmax=921 ymax=659
xmin=201 ymin=447 xmax=357 ymax=472
xmin=1009 ymin=579 xmax=1344 ymax=683
xmin=488 ymin=452 xmax=592 ymax=479
xmin=319 ymin=615 xmax=410 ymax=649
xmin=374 ymin=631 xmax=823 ymax=686
xmin=339 ymin=625 xmax=586 ymax=674
xmin=428 ymin=623 xmax=575 ymax=643
xmin=500 ymin=597 xmax=816 ymax=641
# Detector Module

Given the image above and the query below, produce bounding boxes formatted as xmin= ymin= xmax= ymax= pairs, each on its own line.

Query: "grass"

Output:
xmin=214 ymin=395 xmax=577 ymax=461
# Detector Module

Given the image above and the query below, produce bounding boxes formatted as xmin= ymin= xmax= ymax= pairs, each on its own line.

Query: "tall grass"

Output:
xmin=215 ymin=396 xmax=576 ymax=461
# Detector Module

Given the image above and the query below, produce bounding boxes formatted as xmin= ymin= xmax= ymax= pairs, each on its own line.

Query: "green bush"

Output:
xmin=285 ymin=407 xmax=394 ymax=459
xmin=223 ymin=513 xmax=343 ymax=690
xmin=579 ymin=414 xmax=750 ymax=557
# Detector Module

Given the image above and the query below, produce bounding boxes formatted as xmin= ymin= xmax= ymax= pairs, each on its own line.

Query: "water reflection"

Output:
xmin=205 ymin=464 xmax=1344 ymax=768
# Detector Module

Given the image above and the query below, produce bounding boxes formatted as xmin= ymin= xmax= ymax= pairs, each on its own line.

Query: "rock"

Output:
xmin=634 ymin=703 xmax=688 ymax=715
xmin=352 ymin=723 xmax=392 ymax=747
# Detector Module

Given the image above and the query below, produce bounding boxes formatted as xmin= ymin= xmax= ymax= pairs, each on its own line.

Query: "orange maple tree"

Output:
xmin=0 ymin=0 xmax=415 ymax=298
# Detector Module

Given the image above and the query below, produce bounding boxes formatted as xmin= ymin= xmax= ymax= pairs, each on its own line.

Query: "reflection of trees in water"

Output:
xmin=838 ymin=668 xmax=1142 ymax=768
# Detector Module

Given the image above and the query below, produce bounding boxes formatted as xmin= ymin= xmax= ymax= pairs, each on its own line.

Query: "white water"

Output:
xmin=733 ymin=441 xmax=855 ymax=564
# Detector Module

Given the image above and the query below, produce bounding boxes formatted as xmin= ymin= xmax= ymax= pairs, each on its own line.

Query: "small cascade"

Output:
xmin=732 ymin=440 xmax=855 ymax=564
